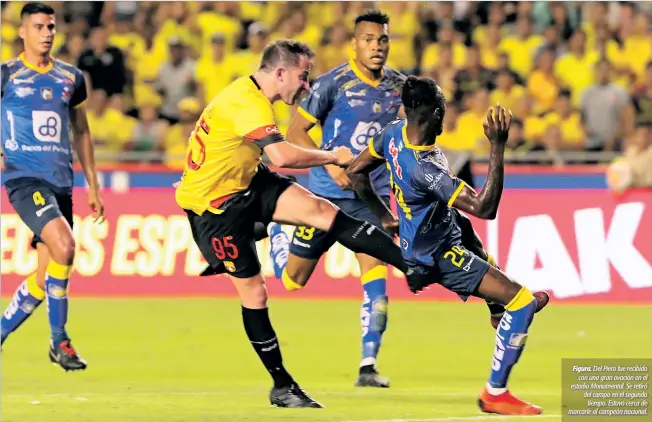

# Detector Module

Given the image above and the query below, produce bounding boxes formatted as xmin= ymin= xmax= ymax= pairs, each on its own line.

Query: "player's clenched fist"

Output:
xmin=332 ymin=146 xmax=355 ymax=167
xmin=483 ymin=104 xmax=512 ymax=145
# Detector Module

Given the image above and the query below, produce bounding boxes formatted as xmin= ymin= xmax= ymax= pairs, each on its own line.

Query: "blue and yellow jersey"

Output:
xmin=1 ymin=54 xmax=87 ymax=189
xmin=370 ymin=119 xmax=466 ymax=266
xmin=298 ymin=60 xmax=405 ymax=200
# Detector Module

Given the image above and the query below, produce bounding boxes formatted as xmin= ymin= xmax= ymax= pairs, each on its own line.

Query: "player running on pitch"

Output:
xmin=347 ymin=75 xmax=546 ymax=415
xmin=174 ymin=39 xmax=423 ymax=409
xmin=1 ymin=2 xmax=104 ymax=371
xmin=265 ymin=10 xmax=404 ymax=388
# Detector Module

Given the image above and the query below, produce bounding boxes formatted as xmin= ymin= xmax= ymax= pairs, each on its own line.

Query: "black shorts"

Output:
xmin=289 ymin=196 xmax=391 ymax=260
xmin=186 ymin=164 xmax=294 ymax=279
xmin=407 ymin=241 xmax=491 ymax=299
xmin=4 ymin=177 xmax=74 ymax=249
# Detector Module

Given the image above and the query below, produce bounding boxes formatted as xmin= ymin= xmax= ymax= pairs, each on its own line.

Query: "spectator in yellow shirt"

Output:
xmin=490 ymin=69 xmax=525 ymax=114
xmin=456 ymin=88 xmax=491 ymax=153
xmin=230 ymin=22 xmax=269 ymax=79
xmin=316 ymin=22 xmax=351 ymax=77
xmin=421 ymin=23 xmax=467 ymax=73
xmin=86 ymin=90 xmax=137 ymax=162
xmin=453 ymin=44 xmax=495 ymax=106
xmin=543 ymin=90 xmax=585 ymax=151
xmin=480 ymin=24 xmax=502 ymax=70
xmin=164 ymin=97 xmax=203 ymax=169
xmin=527 ymin=48 xmax=559 ymax=114
xmin=426 ymin=44 xmax=456 ymax=101
xmin=498 ymin=16 xmax=543 ymax=78
xmin=195 ymin=33 xmax=235 ymax=105
xmin=555 ymin=30 xmax=599 ymax=106
xmin=436 ymin=102 xmax=462 ymax=151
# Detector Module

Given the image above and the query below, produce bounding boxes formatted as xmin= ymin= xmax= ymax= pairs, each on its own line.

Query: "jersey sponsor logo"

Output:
xmin=350 ymin=121 xmax=382 ymax=152
xmin=424 ymin=172 xmax=444 ymax=191
xmin=62 ymin=86 xmax=72 ymax=102
xmin=345 ymin=89 xmax=366 ymax=97
xmin=244 ymin=124 xmax=280 ymax=141
xmin=32 ymin=110 xmax=62 ymax=143
xmin=348 ymin=99 xmax=365 ymax=108
xmin=35 ymin=204 xmax=54 ymax=217
xmin=388 ymin=137 xmax=403 ymax=179
xmin=12 ymin=78 xmax=34 ymax=85
xmin=15 ymin=87 xmax=35 ymax=98
xmin=372 ymin=101 xmax=382 ymax=113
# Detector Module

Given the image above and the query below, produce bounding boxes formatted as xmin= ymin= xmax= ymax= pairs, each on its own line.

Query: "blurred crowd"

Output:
xmin=1 ymin=1 xmax=652 ymax=182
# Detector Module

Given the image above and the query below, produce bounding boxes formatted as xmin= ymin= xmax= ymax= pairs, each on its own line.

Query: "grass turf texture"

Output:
xmin=1 ymin=298 xmax=650 ymax=421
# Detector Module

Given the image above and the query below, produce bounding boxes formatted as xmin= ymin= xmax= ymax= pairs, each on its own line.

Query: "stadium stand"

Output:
xmin=2 ymin=1 xmax=651 ymax=185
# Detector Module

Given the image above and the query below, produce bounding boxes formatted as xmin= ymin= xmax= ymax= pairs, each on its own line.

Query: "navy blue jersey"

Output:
xmin=1 ymin=54 xmax=87 ymax=189
xmin=371 ymin=119 xmax=467 ymax=266
xmin=299 ymin=60 xmax=405 ymax=199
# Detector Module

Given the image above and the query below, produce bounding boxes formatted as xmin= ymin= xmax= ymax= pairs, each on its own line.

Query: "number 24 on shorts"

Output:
xmin=444 ymin=245 xmax=466 ymax=268
xmin=211 ymin=236 xmax=239 ymax=260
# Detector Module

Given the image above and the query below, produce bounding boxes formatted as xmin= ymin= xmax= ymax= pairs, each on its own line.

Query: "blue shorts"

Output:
xmin=289 ymin=196 xmax=391 ymax=260
xmin=407 ymin=241 xmax=491 ymax=298
xmin=4 ymin=177 xmax=74 ymax=249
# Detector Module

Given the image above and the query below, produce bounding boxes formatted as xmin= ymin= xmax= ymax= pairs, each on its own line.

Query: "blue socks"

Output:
xmin=488 ymin=287 xmax=536 ymax=389
xmin=360 ymin=266 xmax=389 ymax=367
xmin=268 ymin=223 xmax=290 ymax=280
xmin=45 ymin=261 xmax=73 ymax=345
xmin=1 ymin=274 xmax=45 ymax=345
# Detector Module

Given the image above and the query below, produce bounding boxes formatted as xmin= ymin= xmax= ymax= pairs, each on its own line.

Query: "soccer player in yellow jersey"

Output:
xmin=175 ymin=39 xmax=416 ymax=409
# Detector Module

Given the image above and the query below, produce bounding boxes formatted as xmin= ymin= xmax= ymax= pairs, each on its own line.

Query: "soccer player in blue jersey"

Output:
xmin=265 ymin=10 xmax=404 ymax=388
xmin=347 ymin=75 xmax=546 ymax=415
xmin=0 ymin=2 xmax=103 ymax=371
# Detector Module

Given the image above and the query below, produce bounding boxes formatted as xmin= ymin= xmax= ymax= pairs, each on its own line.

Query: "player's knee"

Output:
xmin=235 ymin=277 xmax=269 ymax=308
xmin=284 ymin=264 xmax=311 ymax=287
xmin=50 ymin=234 xmax=75 ymax=265
xmin=310 ymin=198 xmax=339 ymax=231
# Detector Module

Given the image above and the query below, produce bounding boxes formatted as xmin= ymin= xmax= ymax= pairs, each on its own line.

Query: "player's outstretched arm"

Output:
xmin=70 ymin=101 xmax=104 ymax=223
xmin=347 ymin=144 xmax=397 ymax=233
xmin=264 ymin=141 xmax=354 ymax=169
xmin=451 ymin=105 xmax=510 ymax=220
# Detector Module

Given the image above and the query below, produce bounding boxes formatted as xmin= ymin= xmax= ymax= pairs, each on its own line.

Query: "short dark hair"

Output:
xmin=354 ymin=9 xmax=390 ymax=28
xmin=401 ymin=75 xmax=446 ymax=114
xmin=259 ymin=39 xmax=315 ymax=70
xmin=20 ymin=2 xmax=54 ymax=19
xmin=559 ymin=89 xmax=572 ymax=99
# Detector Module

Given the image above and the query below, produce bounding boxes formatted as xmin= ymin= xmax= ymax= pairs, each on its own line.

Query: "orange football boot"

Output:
xmin=478 ymin=388 xmax=542 ymax=415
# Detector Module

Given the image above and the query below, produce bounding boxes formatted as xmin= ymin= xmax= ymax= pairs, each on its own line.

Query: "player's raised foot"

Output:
xmin=48 ymin=339 xmax=87 ymax=371
xmin=269 ymin=384 xmax=323 ymax=408
xmin=490 ymin=291 xmax=550 ymax=329
xmin=355 ymin=365 xmax=390 ymax=388
xmin=478 ymin=388 xmax=542 ymax=415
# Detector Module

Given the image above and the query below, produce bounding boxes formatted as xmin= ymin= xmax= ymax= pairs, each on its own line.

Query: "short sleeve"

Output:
xmin=368 ymin=125 xmax=388 ymax=159
xmin=1 ymin=63 xmax=9 ymax=98
xmin=415 ymin=162 xmax=466 ymax=207
xmin=70 ymin=68 xmax=88 ymax=108
xmin=233 ymin=93 xmax=284 ymax=147
xmin=297 ymin=75 xmax=336 ymax=124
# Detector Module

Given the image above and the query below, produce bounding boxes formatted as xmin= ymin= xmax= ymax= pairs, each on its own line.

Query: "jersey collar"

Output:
xmin=402 ymin=124 xmax=437 ymax=151
xmin=19 ymin=53 xmax=54 ymax=74
xmin=349 ymin=59 xmax=383 ymax=88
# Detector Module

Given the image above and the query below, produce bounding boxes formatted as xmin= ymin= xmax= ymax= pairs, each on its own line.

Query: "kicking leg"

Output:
xmin=355 ymin=254 xmax=390 ymax=388
xmin=1 ymin=243 xmax=49 ymax=345
xmin=474 ymin=267 xmax=543 ymax=416
xmin=271 ymin=184 xmax=408 ymax=274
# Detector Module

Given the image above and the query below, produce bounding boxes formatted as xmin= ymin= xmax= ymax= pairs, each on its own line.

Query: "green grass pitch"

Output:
xmin=1 ymin=298 xmax=650 ymax=421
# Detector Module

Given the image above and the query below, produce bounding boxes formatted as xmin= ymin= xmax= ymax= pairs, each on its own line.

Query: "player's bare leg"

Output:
xmin=228 ymin=273 xmax=323 ymax=408
xmin=39 ymin=217 xmax=86 ymax=371
xmin=455 ymin=211 xmax=549 ymax=328
xmin=0 ymin=244 xmax=49 ymax=346
xmin=354 ymin=253 xmax=390 ymax=388
xmin=473 ymin=266 xmax=543 ymax=416
xmin=272 ymin=184 xmax=409 ymax=273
